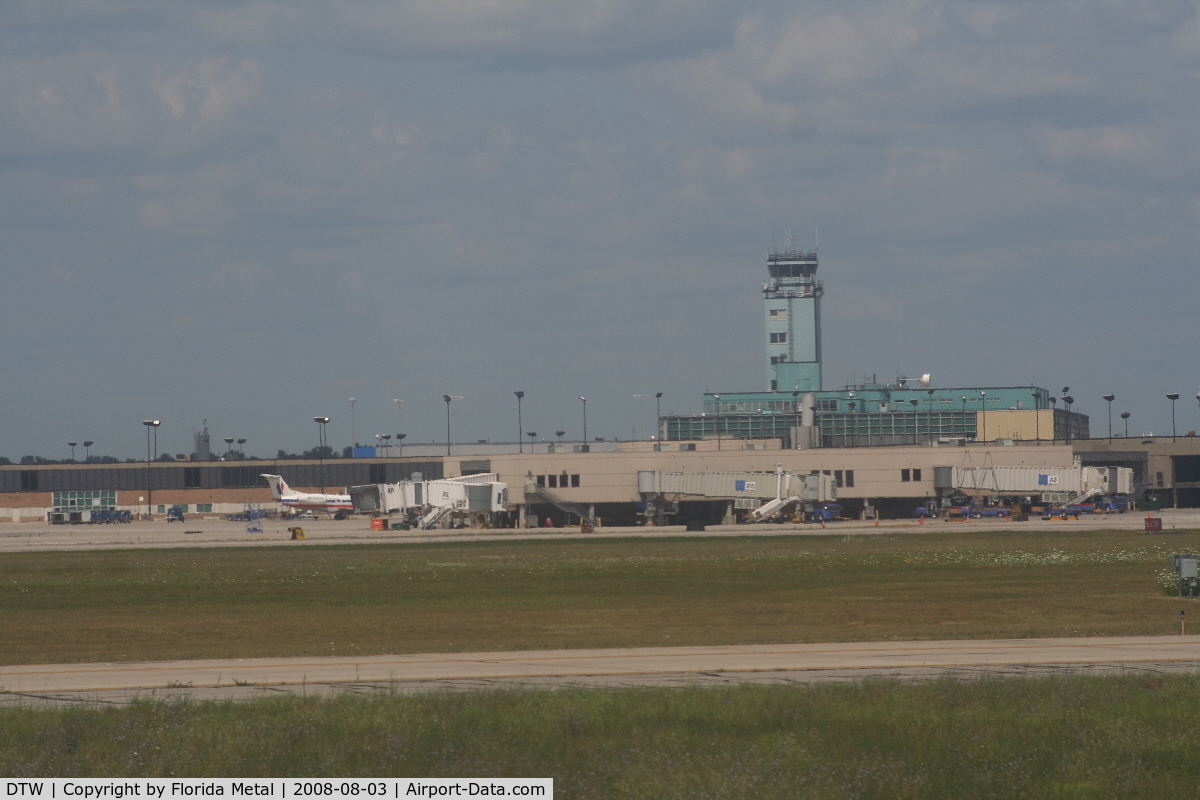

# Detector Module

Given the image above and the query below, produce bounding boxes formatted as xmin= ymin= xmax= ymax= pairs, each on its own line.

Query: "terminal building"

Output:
xmin=662 ymin=243 xmax=1089 ymax=448
xmin=9 ymin=241 xmax=1200 ymax=524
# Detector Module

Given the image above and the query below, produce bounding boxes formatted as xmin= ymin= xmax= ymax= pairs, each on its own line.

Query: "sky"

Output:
xmin=3 ymin=0 xmax=1200 ymax=461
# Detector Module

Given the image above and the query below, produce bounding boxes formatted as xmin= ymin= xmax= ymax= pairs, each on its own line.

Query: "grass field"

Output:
xmin=3 ymin=675 xmax=1200 ymax=796
xmin=2 ymin=528 xmax=1198 ymax=665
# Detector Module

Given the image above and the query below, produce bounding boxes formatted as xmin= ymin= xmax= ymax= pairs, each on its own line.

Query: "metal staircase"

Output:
xmin=1049 ymin=486 xmax=1102 ymax=509
xmin=419 ymin=505 xmax=453 ymax=530
xmin=750 ymin=495 xmax=802 ymax=522
xmin=525 ymin=483 xmax=596 ymax=526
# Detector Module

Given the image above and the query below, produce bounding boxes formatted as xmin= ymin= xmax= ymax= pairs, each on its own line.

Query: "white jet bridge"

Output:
xmin=349 ymin=473 xmax=508 ymax=529
xmin=639 ymin=465 xmax=837 ymax=523
xmin=935 ymin=461 xmax=1133 ymax=499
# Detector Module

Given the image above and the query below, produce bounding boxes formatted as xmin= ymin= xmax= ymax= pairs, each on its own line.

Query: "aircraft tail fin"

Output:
xmin=261 ymin=474 xmax=290 ymax=500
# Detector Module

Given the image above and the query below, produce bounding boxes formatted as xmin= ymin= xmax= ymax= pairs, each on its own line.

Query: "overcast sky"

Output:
xmin=3 ymin=1 xmax=1199 ymax=460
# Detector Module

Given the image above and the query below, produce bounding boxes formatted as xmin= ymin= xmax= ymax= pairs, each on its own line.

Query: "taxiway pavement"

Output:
xmin=3 ymin=636 xmax=1200 ymax=706
xmin=1 ymin=509 xmax=1197 ymax=554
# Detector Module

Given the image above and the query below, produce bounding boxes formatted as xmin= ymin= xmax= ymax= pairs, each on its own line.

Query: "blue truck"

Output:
xmin=975 ymin=506 xmax=1011 ymax=518
xmin=808 ymin=503 xmax=842 ymax=522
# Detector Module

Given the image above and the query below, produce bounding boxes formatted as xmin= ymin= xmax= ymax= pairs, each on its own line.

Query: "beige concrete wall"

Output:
xmin=977 ymin=409 xmax=1054 ymax=442
xmin=0 ymin=442 xmax=1081 ymax=515
xmin=483 ymin=442 xmax=1078 ymax=505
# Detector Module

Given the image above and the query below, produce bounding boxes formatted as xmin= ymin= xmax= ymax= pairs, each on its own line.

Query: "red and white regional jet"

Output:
xmin=261 ymin=474 xmax=353 ymax=519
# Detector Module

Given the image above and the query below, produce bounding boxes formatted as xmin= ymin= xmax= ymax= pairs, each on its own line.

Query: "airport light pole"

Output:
xmin=237 ymin=438 xmax=246 ymax=460
xmin=556 ymin=430 xmax=565 ymax=444
xmin=514 ymin=392 xmax=524 ymax=453
xmin=909 ymin=399 xmax=918 ymax=444
xmin=655 ymin=392 xmax=663 ymax=441
xmin=1167 ymin=393 xmax=1180 ymax=442
xmin=67 ymin=441 xmax=76 ymax=462
xmin=633 ymin=394 xmax=651 ymax=440
xmin=395 ymin=433 xmax=406 ymax=458
xmin=1121 ymin=411 xmax=1131 ymax=438
xmin=579 ymin=396 xmax=587 ymax=448
xmin=348 ymin=398 xmax=356 ymax=450
xmin=391 ymin=399 xmax=404 ymax=455
xmin=961 ymin=396 xmax=968 ymax=439
xmin=1031 ymin=392 xmax=1040 ymax=441
xmin=978 ymin=391 xmax=987 ymax=442
xmin=527 ymin=432 xmax=537 ymax=452
xmin=1060 ymin=387 xmax=1071 ymax=443
xmin=83 ymin=441 xmax=93 ymax=462
xmin=143 ymin=420 xmax=160 ymax=518
xmin=314 ymin=416 xmax=330 ymax=493
xmin=1062 ymin=395 xmax=1074 ymax=444
xmin=443 ymin=395 xmax=462 ymax=456
xmin=224 ymin=437 xmax=234 ymax=460
xmin=927 ymin=389 xmax=936 ymax=443
xmin=712 ymin=394 xmax=720 ymax=450
xmin=1102 ymin=394 xmax=1115 ymax=441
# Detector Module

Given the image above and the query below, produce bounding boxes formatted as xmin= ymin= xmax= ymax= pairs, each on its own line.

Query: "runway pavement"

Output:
xmin=1 ymin=508 xmax=1197 ymax=553
xmin=4 ymin=636 xmax=1200 ymax=707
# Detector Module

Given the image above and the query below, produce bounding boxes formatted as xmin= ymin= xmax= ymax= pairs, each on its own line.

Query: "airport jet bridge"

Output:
xmin=638 ymin=467 xmax=836 ymax=523
xmin=935 ymin=462 xmax=1133 ymax=500
xmin=349 ymin=473 xmax=508 ymax=529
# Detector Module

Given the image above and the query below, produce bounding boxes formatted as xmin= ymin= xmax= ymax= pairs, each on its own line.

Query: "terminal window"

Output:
xmin=901 ymin=469 xmax=911 ymax=482
xmin=769 ymin=332 xmax=787 ymax=343
xmin=844 ymin=470 xmax=855 ymax=487
xmin=912 ymin=468 xmax=922 ymax=481
xmin=52 ymin=490 xmax=116 ymax=511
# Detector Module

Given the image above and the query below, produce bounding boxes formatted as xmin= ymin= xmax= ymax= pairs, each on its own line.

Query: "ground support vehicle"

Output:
xmin=806 ymin=503 xmax=842 ymax=522
xmin=946 ymin=506 xmax=978 ymax=519
xmin=88 ymin=509 xmax=132 ymax=524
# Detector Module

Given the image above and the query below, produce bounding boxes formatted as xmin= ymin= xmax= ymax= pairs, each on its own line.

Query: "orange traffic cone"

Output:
xmin=919 ymin=516 xmax=924 ymax=525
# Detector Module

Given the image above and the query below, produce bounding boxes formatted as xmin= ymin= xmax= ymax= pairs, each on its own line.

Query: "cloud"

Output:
xmin=1 ymin=0 xmax=1200 ymax=456
xmin=195 ymin=0 xmax=742 ymax=67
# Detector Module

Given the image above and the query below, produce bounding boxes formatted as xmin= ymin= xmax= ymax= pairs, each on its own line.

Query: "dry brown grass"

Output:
xmin=1 ymin=527 xmax=1196 ymax=665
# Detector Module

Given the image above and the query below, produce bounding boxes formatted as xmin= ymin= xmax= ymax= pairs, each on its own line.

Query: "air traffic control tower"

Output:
xmin=764 ymin=243 xmax=823 ymax=392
